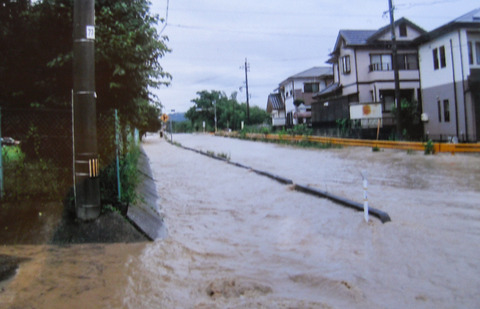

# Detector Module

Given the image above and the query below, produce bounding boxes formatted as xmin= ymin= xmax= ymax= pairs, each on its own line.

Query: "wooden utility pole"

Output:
xmin=73 ymin=0 xmax=101 ymax=220
xmin=388 ymin=0 xmax=402 ymax=138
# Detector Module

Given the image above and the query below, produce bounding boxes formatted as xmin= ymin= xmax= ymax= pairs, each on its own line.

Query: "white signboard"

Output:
xmin=350 ymin=103 xmax=382 ymax=119
xmin=86 ymin=26 xmax=95 ymax=39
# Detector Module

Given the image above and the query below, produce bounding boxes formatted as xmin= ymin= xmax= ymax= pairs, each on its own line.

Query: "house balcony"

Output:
xmin=368 ymin=63 xmax=418 ymax=72
xmin=367 ymin=65 xmax=419 ymax=82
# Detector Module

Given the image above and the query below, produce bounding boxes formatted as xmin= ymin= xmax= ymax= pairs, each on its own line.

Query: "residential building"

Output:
xmin=416 ymin=8 xmax=480 ymax=142
xmin=312 ymin=18 xmax=426 ymax=138
xmin=267 ymin=67 xmax=333 ymax=127
xmin=266 ymin=93 xmax=285 ymax=127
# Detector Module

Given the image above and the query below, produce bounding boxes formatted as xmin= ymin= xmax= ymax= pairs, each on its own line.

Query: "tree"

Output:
xmin=185 ymin=90 xmax=269 ymax=132
xmin=391 ymin=99 xmax=423 ymax=140
xmin=0 ymin=0 xmax=170 ymax=129
xmin=94 ymin=0 xmax=171 ymax=124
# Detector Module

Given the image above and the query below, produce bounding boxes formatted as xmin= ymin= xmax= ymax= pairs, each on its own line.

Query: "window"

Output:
xmin=380 ymin=90 xmax=395 ymax=112
xmin=433 ymin=48 xmax=439 ymax=70
xmin=399 ymin=23 xmax=407 ymax=37
xmin=304 ymin=83 xmax=319 ymax=93
xmin=468 ymin=42 xmax=474 ymax=65
xmin=476 ymin=42 xmax=480 ymax=65
xmin=443 ymin=100 xmax=450 ymax=122
xmin=437 ymin=100 xmax=442 ymax=122
xmin=370 ymin=54 xmax=392 ymax=71
xmin=397 ymin=54 xmax=418 ymax=70
xmin=440 ymin=46 xmax=446 ymax=68
xmin=341 ymin=55 xmax=351 ymax=74
xmin=433 ymin=46 xmax=446 ymax=70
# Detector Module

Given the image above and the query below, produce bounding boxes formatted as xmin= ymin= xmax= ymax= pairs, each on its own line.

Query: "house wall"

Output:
xmin=469 ymin=31 xmax=480 ymax=70
xmin=355 ymin=48 xmax=420 ymax=102
xmin=377 ymin=27 xmax=424 ymax=42
xmin=281 ymin=77 xmax=332 ymax=122
xmin=419 ymin=29 xmax=477 ymax=141
xmin=337 ymin=42 xmax=358 ymax=97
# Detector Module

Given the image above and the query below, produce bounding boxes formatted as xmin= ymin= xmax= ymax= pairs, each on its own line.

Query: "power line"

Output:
xmin=395 ymin=0 xmax=462 ymax=9
xmin=158 ymin=0 xmax=169 ymax=35
xmin=167 ymin=23 xmax=336 ymax=39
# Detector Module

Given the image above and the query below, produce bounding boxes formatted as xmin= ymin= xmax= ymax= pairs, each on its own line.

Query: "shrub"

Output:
xmin=424 ymin=140 xmax=434 ymax=155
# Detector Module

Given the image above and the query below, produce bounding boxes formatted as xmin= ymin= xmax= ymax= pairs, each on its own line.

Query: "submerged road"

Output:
xmin=0 ymin=133 xmax=479 ymax=308
xmin=132 ymin=133 xmax=480 ymax=308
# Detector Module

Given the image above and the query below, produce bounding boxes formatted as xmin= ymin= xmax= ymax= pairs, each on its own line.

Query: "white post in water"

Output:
xmin=361 ymin=171 xmax=369 ymax=223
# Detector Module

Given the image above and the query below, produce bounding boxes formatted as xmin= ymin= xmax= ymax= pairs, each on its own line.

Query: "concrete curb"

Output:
xmin=171 ymin=140 xmax=391 ymax=224
xmin=294 ymin=184 xmax=391 ymax=223
xmin=250 ymin=169 xmax=294 ymax=185
xmin=126 ymin=146 xmax=167 ymax=240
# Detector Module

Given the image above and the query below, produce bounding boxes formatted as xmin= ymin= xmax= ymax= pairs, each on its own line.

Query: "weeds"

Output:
xmin=99 ymin=145 xmax=141 ymax=206
xmin=216 ymin=152 xmax=231 ymax=161
xmin=424 ymin=140 xmax=434 ymax=155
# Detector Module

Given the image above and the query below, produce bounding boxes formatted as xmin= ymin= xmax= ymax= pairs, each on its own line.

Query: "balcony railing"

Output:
xmin=369 ymin=63 xmax=391 ymax=72
xmin=369 ymin=62 xmax=418 ymax=72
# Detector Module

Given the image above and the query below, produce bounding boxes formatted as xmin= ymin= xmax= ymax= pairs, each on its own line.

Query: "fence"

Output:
xmin=220 ymin=132 xmax=480 ymax=154
xmin=0 ymin=106 xmax=128 ymax=201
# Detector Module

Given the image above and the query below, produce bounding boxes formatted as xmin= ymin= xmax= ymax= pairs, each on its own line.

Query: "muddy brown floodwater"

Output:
xmin=1 ymin=133 xmax=480 ymax=308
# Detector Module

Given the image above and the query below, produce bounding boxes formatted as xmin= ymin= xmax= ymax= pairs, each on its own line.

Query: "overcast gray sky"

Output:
xmin=149 ymin=0 xmax=479 ymax=113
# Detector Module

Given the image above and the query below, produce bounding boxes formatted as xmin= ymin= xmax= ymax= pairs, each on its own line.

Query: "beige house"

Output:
xmin=267 ymin=67 xmax=333 ymax=127
xmin=312 ymin=18 xmax=426 ymax=138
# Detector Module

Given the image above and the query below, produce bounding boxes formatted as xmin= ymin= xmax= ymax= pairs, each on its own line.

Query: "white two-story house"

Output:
xmin=267 ymin=67 xmax=333 ymax=127
xmin=312 ymin=18 xmax=426 ymax=138
xmin=416 ymin=8 xmax=480 ymax=142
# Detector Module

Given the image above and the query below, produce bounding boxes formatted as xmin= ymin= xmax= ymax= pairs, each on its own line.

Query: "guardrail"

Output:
xmin=219 ymin=132 xmax=480 ymax=154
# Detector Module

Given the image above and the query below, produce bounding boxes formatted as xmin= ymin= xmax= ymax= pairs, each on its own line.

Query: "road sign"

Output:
xmin=161 ymin=114 xmax=169 ymax=122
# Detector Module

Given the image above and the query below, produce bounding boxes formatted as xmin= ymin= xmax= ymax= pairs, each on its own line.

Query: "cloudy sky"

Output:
xmin=149 ymin=0 xmax=479 ymax=113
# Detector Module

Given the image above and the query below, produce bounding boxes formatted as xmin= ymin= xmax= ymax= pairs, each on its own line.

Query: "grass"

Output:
xmin=216 ymin=152 xmax=231 ymax=161
xmin=236 ymin=133 xmax=339 ymax=150
xmin=2 ymin=145 xmax=24 ymax=162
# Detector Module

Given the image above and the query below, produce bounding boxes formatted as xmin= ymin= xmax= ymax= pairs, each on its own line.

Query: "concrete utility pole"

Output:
xmin=388 ymin=0 xmax=402 ymax=138
xmin=73 ymin=0 xmax=101 ymax=220
xmin=244 ymin=58 xmax=250 ymax=124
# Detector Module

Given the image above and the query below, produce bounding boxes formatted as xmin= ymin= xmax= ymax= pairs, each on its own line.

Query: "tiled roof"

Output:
xmin=267 ymin=93 xmax=284 ymax=111
xmin=312 ymin=83 xmax=342 ymax=99
xmin=416 ymin=8 xmax=480 ymax=43
xmin=331 ymin=17 xmax=425 ymax=58
xmin=367 ymin=17 xmax=426 ymax=43
xmin=279 ymin=66 xmax=333 ymax=86
xmin=453 ymin=7 xmax=480 ymax=23
xmin=289 ymin=66 xmax=333 ymax=79
xmin=339 ymin=30 xmax=376 ymax=46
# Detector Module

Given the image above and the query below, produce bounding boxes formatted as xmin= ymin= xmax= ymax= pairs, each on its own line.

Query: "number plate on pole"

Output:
xmin=86 ymin=25 xmax=95 ymax=39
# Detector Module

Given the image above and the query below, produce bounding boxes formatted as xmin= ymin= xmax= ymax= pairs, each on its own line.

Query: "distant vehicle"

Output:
xmin=1 ymin=137 xmax=20 ymax=146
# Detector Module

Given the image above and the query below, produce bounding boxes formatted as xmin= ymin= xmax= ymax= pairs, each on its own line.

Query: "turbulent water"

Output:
xmin=1 ymin=133 xmax=480 ymax=308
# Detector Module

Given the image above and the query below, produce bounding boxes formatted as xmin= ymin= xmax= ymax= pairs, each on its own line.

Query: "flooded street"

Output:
xmin=1 ymin=133 xmax=480 ymax=308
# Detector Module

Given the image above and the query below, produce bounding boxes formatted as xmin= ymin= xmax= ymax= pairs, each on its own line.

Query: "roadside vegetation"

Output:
xmin=2 ymin=145 xmax=69 ymax=201
xmin=182 ymin=90 xmax=270 ymax=132
xmin=1 ymin=0 xmax=168 ymax=203
xmin=234 ymin=124 xmax=339 ymax=150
